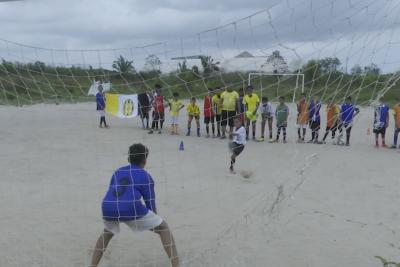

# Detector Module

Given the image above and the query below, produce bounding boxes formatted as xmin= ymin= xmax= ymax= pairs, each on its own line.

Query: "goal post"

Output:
xmin=247 ymin=72 xmax=305 ymax=103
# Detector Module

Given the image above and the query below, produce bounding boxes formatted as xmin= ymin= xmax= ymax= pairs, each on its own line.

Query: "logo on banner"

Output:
xmin=123 ymin=99 xmax=134 ymax=116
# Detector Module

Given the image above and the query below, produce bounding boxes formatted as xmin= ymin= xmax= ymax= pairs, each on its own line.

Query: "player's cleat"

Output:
xmin=252 ymin=136 xmax=256 ymax=141
xmin=105 ymin=125 xmax=110 ymax=129
xmin=99 ymin=125 xmax=103 ymax=128
xmin=283 ymin=139 xmax=287 ymax=143
xmin=229 ymin=166 xmax=236 ymax=174
xmin=390 ymin=145 xmax=397 ymax=149
xmin=158 ymin=130 xmax=162 ymax=134
xmin=220 ymin=135 xmax=227 ymax=139
xmin=269 ymin=138 xmax=274 ymax=143
xmin=186 ymin=131 xmax=190 ymax=136
xmin=148 ymin=129 xmax=154 ymax=134
xmin=257 ymin=137 xmax=265 ymax=142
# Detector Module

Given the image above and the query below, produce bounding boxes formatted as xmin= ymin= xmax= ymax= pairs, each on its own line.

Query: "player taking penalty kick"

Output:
xmin=90 ymin=144 xmax=179 ymax=267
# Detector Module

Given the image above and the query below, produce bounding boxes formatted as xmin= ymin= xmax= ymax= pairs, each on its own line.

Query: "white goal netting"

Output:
xmin=1 ymin=0 xmax=400 ymax=267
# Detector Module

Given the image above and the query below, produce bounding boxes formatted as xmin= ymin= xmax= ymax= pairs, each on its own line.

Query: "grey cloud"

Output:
xmin=0 ymin=0 xmax=400 ymax=72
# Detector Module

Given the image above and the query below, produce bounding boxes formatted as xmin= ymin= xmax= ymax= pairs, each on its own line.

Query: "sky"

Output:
xmin=1 ymin=0 xmax=400 ymax=73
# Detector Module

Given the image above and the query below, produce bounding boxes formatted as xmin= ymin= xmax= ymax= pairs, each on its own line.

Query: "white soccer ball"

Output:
xmin=239 ymin=170 xmax=253 ymax=179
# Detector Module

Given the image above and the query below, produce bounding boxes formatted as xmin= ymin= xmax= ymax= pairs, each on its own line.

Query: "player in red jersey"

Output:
xmin=148 ymin=84 xmax=165 ymax=134
xmin=204 ymin=88 xmax=215 ymax=138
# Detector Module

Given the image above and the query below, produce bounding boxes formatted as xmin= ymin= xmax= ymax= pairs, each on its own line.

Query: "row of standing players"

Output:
xmin=98 ymin=84 xmax=400 ymax=148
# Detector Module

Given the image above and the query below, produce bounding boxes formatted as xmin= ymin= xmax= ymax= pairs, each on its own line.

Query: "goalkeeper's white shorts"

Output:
xmin=103 ymin=210 xmax=163 ymax=234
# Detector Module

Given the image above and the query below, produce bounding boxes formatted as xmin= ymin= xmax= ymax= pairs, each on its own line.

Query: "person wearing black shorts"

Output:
xmin=220 ymin=87 xmax=239 ymax=139
xmin=138 ymin=92 xmax=151 ymax=129
xmin=221 ymin=110 xmax=236 ymax=129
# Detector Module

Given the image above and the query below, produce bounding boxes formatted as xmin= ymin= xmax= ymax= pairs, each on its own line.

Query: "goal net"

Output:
xmin=1 ymin=0 xmax=400 ymax=267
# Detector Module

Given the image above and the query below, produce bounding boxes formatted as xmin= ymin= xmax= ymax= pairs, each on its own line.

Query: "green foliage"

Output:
xmin=144 ymin=54 xmax=162 ymax=71
xmin=178 ymin=60 xmax=188 ymax=73
xmin=199 ymin=56 xmax=220 ymax=78
xmin=0 ymin=56 xmax=399 ymax=106
xmin=375 ymin=256 xmax=400 ymax=267
xmin=112 ymin=55 xmax=134 ymax=74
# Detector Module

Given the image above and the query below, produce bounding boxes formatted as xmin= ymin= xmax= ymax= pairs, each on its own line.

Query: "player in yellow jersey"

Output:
xmin=212 ymin=88 xmax=223 ymax=137
xmin=243 ymin=85 xmax=260 ymax=140
xmin=168 ymin=92 xmax=184 ymax=135
xmin=220 ymin=87 xmax=239 ymax=139
xmin=186 ymin=97 xmax=201 ymax=137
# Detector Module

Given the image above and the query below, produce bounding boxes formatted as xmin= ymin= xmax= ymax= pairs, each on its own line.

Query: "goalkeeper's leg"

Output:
xmin=90 ymin=230 xmax=114 ymax=267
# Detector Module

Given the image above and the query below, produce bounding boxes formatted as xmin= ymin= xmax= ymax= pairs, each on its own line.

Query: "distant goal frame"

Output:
xmin=247 ymin=72 xmax=305 ymax=103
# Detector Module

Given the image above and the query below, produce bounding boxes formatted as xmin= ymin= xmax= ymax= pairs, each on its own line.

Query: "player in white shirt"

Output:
xmin=228 ymin=117 xmax=246 ymax=173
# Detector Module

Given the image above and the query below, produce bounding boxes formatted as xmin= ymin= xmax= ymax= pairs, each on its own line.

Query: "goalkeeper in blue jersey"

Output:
xmin=90 ymin=144 xmax=179 ymax=267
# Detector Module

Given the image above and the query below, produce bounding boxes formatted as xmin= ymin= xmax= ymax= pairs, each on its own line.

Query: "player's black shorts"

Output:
xmin=309 ymin=121 xmax=321 ymax=131
xmin=326 ymin=122 xmax=338 ymax=132
xmin=373 ymin=127 xmax=386 ymax=135
xmin=139 ymin=106 xmax=150 ymax=118
xmin=221 ymin=110 xmax=236 ymax=127
xmin=189 ymin=115 xmax=200 ymax=120
xmin=230 ymin=142 xmax=244 ymax=156
xmin=153 ymin=112 xmax=165 ymax=122
xmin=204 ymin=116 xmax=215 ymax=124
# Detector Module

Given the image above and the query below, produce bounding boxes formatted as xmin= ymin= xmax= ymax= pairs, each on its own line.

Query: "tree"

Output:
xmin=318 ymin=57 xmax=341 ymax=73
xmin=364 ymin=63 xmax=380 ymax=76
xmin=199 ymin=56 xmax=220 ymax=77
xmin=112 ymin=55 xmax=134 ymax=73
xmin=178 ymin=60 xmax=188 ymax=73
xmin=265 ymin=50 xmax=289 ymax=73
xmin=350 ymin=64 xmax=363 ymax=75
xmin=191 ymin=65 xmax=200 ymax=75
xmin=144 ymin=54 xmax=162 ymax=72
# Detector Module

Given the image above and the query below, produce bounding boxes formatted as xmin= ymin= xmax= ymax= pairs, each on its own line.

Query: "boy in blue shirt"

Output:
xmin=90 ymin=144 xmax=179 ymax=267
xmin=308 ymin=95 xmax=322 ymax=144
xmin=337 ymin=96 xmax=360 ymax=146
xmin=96 ymin=85 xmax=109 ymax=128
xmin=373 ymin=101 xmax=390 ymax=147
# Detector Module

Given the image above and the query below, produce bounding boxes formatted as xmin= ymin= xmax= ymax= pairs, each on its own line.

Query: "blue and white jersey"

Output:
xmin=102 ymin=164 xmax=156 ymax=221
xmin=309 ymin=100 xmax=321 ymax=123
xmin=341 ymin=103 xmax=359 ymax=124
xmin=96 ymin=92 xmax=105 ymax=110
xmin=373 ymin=104 xmax=389 ymax=129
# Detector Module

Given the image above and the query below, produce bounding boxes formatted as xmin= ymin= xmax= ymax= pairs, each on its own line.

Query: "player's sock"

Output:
xmin=206 ymin=125 xmax=209 ymax=135
xmin=230 ymin=158 xmax=236 ymax=170
xmin=186 ymin=128 xmax=190 ymax=136
xmin=283 ymin=127 xmax=287 ymax=142
xmin=197 ymin=128 xmax=200 ymax=137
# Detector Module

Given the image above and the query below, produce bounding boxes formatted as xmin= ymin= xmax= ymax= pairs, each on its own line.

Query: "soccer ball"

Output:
xmin=239 ymin=170 xmax=253 ymax=179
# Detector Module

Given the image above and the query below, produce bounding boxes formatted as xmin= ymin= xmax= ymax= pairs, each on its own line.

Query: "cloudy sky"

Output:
xmin=1 ymin=0 xmax=400 ymax=72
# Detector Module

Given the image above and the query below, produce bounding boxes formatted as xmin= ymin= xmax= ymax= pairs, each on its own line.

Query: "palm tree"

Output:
xmin=112 ymin=55 xmax=134 ymax=73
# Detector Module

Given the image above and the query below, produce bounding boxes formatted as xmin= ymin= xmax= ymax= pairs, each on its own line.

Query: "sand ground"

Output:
xmin=0 ymin=102 xmax=399 ymax=267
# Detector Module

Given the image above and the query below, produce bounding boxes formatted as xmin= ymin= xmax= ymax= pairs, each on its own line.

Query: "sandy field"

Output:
xmin=0 ymin=102 xmax=399 ymax=267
